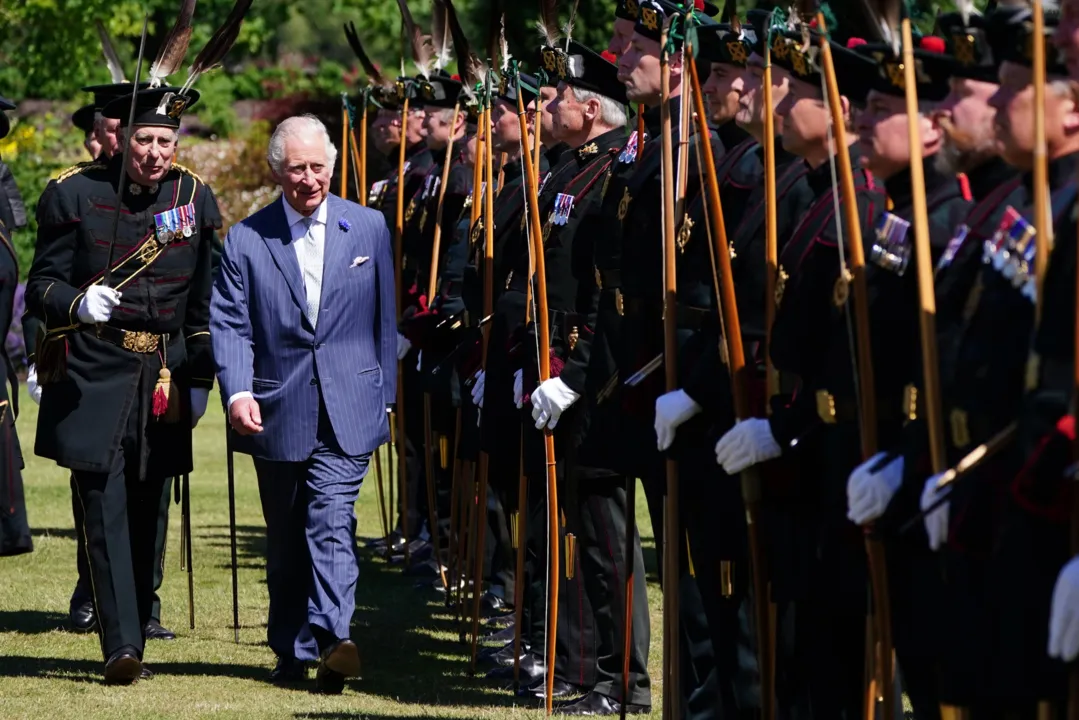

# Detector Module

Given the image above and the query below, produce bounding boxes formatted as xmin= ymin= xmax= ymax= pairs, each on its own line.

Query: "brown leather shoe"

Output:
xmin=320 ymin=639 xmax=361 ymax=678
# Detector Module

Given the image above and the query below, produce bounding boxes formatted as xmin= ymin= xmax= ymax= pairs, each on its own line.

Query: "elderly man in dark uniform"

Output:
xmin=27 ymin=80 xmax=180 ymax=640
xmin=0 ymin=92 xmax=31 ymax=559
xmin=27 ymin=85 xmax=220 ymax=683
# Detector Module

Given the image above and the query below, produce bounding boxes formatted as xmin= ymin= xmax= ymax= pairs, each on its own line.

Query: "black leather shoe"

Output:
xmin=480 ymin=592 xmax=511 ymax=618
xmin=557 ymin=690 xmax=650 ymax=716
xmin=483 ymin=623 xmax=516 ymax=644
xmin=485 ymin=652 xmax=546 ymax=683
xmin=480 ymin=641 xmax=526 ymax=668
xmin=269 ymin=657 xmax=307 ymax=684
xmin=69 ymin=599 xmax=96 ymax=633
xmin=103 ymin=646 xmax=142 ymax=685
xmin=144 ymin=620 xmax=176 ymax=641
xmin=314 ymin=665 xmax=345 ymax=694
xmin=517 ymin=677 xmax=586 ymax=704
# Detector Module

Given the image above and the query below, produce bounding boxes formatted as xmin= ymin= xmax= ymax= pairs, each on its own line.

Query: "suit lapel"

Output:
xmin=261 ymin=198 xmax=307 ymax=315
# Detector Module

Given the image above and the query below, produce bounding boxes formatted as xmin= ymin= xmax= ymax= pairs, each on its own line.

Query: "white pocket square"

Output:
xmin=349 ymin=256 xmax=370 ymax=268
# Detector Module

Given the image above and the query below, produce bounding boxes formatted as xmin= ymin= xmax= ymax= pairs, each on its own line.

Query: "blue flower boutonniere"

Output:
xmin=339 ymin=218 xmax=351 ymax=232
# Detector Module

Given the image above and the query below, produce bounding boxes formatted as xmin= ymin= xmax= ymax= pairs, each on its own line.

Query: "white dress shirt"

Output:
xmin=228 ymin=195 xmax=328 ymax=410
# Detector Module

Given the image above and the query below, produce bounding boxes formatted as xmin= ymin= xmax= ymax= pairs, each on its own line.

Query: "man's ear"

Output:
xmin=1060 ymin=81 xmax=1079 ymax=136
xmin=584 ymin=97 xmax=601 ymax=123
xmin=839 ymin=94 xmax=851 ymax=124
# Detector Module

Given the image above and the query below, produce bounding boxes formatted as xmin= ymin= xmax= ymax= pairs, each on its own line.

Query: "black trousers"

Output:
xmin=523 ymin=459 xmax=598 ymax=689
xmin=73 ymin=457 xmax=169 ymax=660
xmin=680 ymin=440 xmax=761 ymax=719
xmin=572 ymin=471 xmax=651 ymax=707
xmin=71 ymin=473 xmax=171 ymax=623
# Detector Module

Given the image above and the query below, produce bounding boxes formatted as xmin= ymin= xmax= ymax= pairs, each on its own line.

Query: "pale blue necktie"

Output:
xmin=300 ymin=216 xmax=323 ymax=328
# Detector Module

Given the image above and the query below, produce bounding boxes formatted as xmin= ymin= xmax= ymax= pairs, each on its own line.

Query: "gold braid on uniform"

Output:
xmin=55 ymin=162 xmax=105 ymax=184
xmin=171 ymin=163 xmax=205 ymax=185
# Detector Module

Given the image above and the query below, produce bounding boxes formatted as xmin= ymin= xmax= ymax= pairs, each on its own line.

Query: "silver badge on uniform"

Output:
xmin=869 ymin=211 xmax=912 ymax=275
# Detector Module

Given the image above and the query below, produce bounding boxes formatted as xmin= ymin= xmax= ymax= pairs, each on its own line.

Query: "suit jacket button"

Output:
xmin=310 ymin=378 xmax=318 ymax=385
xmin=315 ymin=343 xmax=324 ymax=349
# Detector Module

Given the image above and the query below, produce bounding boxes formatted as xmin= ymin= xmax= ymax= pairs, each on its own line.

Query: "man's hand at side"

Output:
xmin=230 ymin=397 xmax=264 ymax=435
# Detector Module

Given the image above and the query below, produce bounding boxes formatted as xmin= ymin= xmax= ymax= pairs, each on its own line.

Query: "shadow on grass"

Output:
xmin=342 ymin=547 xmax=524 ymax=710
xmin=31 ymin=526 xmax=80 ymax=542
xmin=0 ymin=656 xmax=268 ymax=683
xmin=0 ymin=610 xmax=69 ymax=635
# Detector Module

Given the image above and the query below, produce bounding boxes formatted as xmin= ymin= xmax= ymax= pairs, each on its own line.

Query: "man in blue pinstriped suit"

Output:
xmin=210 ymin=115 xmax=397 ymax=694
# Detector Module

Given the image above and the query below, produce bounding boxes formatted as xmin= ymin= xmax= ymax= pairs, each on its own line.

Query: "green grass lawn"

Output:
xmin=0 ymin=389 xmax=665 ymax=719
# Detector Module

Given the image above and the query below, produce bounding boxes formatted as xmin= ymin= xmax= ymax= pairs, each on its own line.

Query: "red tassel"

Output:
xmin=153 ymin=368 xmax=171 ymax=418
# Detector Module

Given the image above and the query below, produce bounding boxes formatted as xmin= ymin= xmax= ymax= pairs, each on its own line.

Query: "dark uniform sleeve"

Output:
xmin=557 ymin=201 xmax=603 ymax=396
xmin=0 ymin=162 xmax=26 ymax=230
xmin=183 ymin=182 xmax=223 ymax=390
xmin=26 ymin=182 xmax=87 ymax=331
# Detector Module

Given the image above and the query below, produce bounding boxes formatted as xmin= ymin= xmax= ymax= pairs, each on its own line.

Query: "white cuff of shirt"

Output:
xmin=228 ymin=391 xmax=253 ymax=409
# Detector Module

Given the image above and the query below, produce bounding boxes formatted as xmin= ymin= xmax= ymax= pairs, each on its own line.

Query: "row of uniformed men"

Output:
xmin=357 ymin=0 xmax=1079 ymax=715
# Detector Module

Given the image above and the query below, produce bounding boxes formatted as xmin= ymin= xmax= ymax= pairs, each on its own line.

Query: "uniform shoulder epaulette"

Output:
xmin=173 ymin=163 xmax=205 ymax=185
xmin=55 ymin=161 xmax=105 ymax=184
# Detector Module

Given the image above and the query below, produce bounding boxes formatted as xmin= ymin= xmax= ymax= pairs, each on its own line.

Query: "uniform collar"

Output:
xmin=281 ymin=194 xmax=328 ymax=229
xmin=966 ymin=156 xmax=1017 ymax=203
xmin=1023 ymin=151 xmax=1079 ymax=197
xmin=574 ymin=128 xmax=624 ymax=165
xmin=883 ymin=156 xmax=948 ymax=208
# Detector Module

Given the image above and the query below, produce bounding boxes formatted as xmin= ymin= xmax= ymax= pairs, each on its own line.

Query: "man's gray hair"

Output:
xmin=121 ymin=126 xmax=180 ymax=144
xmin=428 ymin=107 xmax=458 ymax=123
xmin=569 ymin=86 xmax=628 ymax=129
xmin=267 ymin=114 xmax=338 ymax=175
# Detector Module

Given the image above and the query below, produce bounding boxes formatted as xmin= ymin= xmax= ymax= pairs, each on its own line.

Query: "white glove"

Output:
xmin=921 ymin=473 xmax=950 ymax=551
xmin=846 ymin=452 xmax=904 ymax=525
xmin=713 ymin=418 xmax=781 ymax=474
xmin=26 ymin=364 xmax=41 ymax=405
xmin=1049 ymin=557 xmax=1079 ymax=661
xmin=531 ymin=377 xmax=580 ymax=430
xmin=470 ymin=369 xmax=485 ymax=408
xmin=190 ymin=387 xmax=210 ymax=428
xmin=397 ymin=332 xmax=412 ymax=360
xmin=654 ymin=389 xmax=702 ymax=452
xmin=513 ymin=368 xmax=524 ymax=409
xmin=77 ymin=285 xmax=121 ymax=324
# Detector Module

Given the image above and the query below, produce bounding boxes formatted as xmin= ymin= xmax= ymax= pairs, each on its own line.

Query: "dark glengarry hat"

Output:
xmin=852 ymin=37 xmax=954 ymax=102
xmin=936 ymin=10 xmax=1003 ymax=82
xmin=539 ymin=41 xmax=629 ymax=104
xmin=986 ymin=2 xmax=1068 ymax=77
xmin=770 ymin=29 xmax=879 ymax=106
xmin=81 ymin=82 xmax=150 ymax=113
xmin=617 ymin=0 xmax=642 ymax=22
xmin=101 ymin=86 xmax=201 ymax=128
xmin=496 ymin=71 xmax=541 ymax=106
xmin=695 ymin=22 xmax=755 ymax=66
xmin=369 ymin=84 xmax=402 ymax=110
xmin=72 ymin=104 xmax=97 ymax=135
xmin=634 ymin=0 xmax=721 ymax=45
xmin=419 ymin=74 xmax=464 ymax=109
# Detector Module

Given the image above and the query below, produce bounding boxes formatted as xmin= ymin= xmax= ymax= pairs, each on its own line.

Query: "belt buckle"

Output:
xmin=122 ymin=330 xmax=158 ymax=354
xmin=950 ymin=408 xmax=971 ymax=448
xmin=816 ymin=389 xmax=837 ymax=424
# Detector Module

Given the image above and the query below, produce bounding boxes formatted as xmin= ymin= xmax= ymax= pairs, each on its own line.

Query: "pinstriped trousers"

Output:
xmin=254 ymin=403 xmax=371 ymax=662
